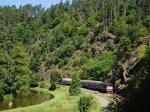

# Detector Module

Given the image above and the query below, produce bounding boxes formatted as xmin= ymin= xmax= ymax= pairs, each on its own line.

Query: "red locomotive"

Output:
xmin=62 ymin=78 xmax=113 ymax=93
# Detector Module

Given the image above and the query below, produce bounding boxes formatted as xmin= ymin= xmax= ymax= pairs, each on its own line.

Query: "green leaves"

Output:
xmin=69 ymin=73 xmax=81 ymax=96
xmin=50 ymin=71 xmax=62 ymax=90
xmin=143 ymin=16 xmax=150 ymax=29
xmin=78 ymin=95 xmax=93 ymax=112
xmin=0 ymin=43 xmax=31 ymax=98
xmin=119 ymin=36 xmax=132 ymax=59
xmin=78 ymin=25 xmax=88 ymax=36
xmin=62 ymin=23 xmax=72 ymax=36
xmin=82 ymin=52 xmax=116 ymax=80
xmin=54 ymin=44 xmax=76 ymax=59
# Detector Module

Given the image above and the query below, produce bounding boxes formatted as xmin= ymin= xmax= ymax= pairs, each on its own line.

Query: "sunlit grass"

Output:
xmin=3 ymin=87 xmax=101 ymax=112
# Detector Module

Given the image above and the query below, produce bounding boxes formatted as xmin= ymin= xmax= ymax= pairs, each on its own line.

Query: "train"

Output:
xmin=62 ymin=78 xmax=113 ymax=93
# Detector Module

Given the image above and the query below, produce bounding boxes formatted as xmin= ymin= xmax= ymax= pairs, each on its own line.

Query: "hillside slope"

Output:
xmin=0 ymin=0 xmax=150 ymax=111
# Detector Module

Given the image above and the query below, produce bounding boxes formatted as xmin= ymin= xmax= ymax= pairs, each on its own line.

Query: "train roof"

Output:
xmin=103 ymin=83 xmax=112 ymax=86
xmin=62 ymin=78 xmax=72 ymax=81
xmin=81 ymin=80 xmax=103 ymax=84
xmin=62 ymin=78 xmax=112 ymax=86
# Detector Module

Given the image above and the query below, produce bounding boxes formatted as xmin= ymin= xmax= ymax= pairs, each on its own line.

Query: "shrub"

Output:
xmin=78 ymin=95 xmax=93 ymax=112
xmin=39 ymin=81 xmax=50 ymax=89
xmin=30 ymin=73 xmax=42 ymax=87
xmin=3 ymin=94 xmax=13 ymax=101
xmin=17 ymin=86 xmax=31 ymax=98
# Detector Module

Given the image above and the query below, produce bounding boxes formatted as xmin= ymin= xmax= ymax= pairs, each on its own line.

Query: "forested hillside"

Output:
xmin=0 ymin=0 xmax=150 ymax=111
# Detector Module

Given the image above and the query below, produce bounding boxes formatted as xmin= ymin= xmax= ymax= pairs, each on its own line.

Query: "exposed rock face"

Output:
xmin=38 ymin=62 xmax=50 ymax=82
xmin=91 ymin=32 xmax=116 ymax=56
xmin=109 ymin=35 xmax=150 ymax=92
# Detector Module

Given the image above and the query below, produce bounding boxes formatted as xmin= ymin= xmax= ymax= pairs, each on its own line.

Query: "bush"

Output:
xmin=3 ymin=94 xmax=13 ymax=101
xmin=39 ymin=81 xmax=50 ymax=89
xmin=78 ymin=95 xmax=93 ymax=112
xmin=17 ymin=86 xmax=31 ymax=98
xmin=30 ymin=73 xmax=42 ymax=87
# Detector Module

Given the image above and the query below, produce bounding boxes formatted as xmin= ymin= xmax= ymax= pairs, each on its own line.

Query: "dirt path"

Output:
xmin=81 ymin=88 xmax=110 ymax=107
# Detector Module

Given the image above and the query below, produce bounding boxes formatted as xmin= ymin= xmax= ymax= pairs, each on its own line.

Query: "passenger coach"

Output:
xmin=62 ymin=78 xmax=113 ymax=93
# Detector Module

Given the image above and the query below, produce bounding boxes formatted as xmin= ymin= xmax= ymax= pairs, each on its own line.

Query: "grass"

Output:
xmin=3 ymin=87 xmax=101 ymax=112
xmin=86 ymin=95 xmax=102 ymax=112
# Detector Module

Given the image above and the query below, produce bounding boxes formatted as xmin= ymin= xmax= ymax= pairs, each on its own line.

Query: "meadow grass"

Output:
xmin=3 ymin=87 xmax=101 ymax=112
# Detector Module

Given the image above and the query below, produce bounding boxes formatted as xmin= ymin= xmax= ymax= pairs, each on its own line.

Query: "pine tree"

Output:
xmin=10 ymin=43 xmax=31 ymax=97
xmin=0 ymin=49 xmax=8 ymax=101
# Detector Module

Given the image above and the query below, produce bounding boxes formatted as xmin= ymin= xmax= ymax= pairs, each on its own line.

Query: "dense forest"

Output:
xmin=0 ymin=0 xmax=150 ymax=111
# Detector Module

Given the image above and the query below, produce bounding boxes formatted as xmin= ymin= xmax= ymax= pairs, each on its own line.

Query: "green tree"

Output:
xmin=82 ymin=52 xmax=116 ymax=80
xmin=0 ymin=49 xmax=8 ymax=100
xmin=50 ymin=71 xmax=62 ymax=90
xmin=62 ymin=22 xmax=72 ymax=36
xmin=0 ymin=82 xmax=4 ymax=101
xmin=69 ymin=73 xmax=81 ymax=96
xmin=10 ymin=43 xmax=31 ymax=97
xmin=143 ymin=16 xmax=150 ymax=30
xmin=0 ymin=49 xmax=8 ymax=78
xmin=118 ymin=36 xmax=132 ymax=59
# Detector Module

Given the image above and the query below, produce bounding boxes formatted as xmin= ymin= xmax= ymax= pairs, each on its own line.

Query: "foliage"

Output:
xmin=109 ymin=17 xmax=127 ymax=38
xmin=3 ymin=94 xmax=13 ymax=101
xmin=78 ymin=25 xmax=88 ymax=36
xmin=50 ymin=71 xmax=62 ymax=90
xmin=0 ymin=43 xmax=32 ymax=99
xmin=126 ymin=24 xmax=148 ymax=42
xmin=0 ymin=1 xmax=150 ymax=110
xmin=73 ymin=56 xmax=88 ymax=67
xmin=78 ymin=95 xmax=93 ymax=112
xmin=82 ymin=52 xmax=116 ymax=80
xmin=62 ymin=23 xmax=72 ymax=36
xmin=10 ymin=43 xmax=31 ymax=95
xmin=143 ymin=16 xmax=150 ymax=30
xmin=0 ymin=81 xmax=4 ymax=101
xmin=54 ymin=44 xmax=76 ymax=59
xmin=17 ymin=86 xmax=31 ymax=98
xmin=30 ymin=73 xmax=42 ymax=87
xmin=107 ymin=46 xmax=150 ymax=112
xmin=69 ymin=73 xmax=81 ymax=96
xmin=118 ymin=36 xmax=132 ymax=59
xmin=39 ymin=81 xmax=50 ymax=89
xmin=137 ymin=44 xmax=147 ymax=60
